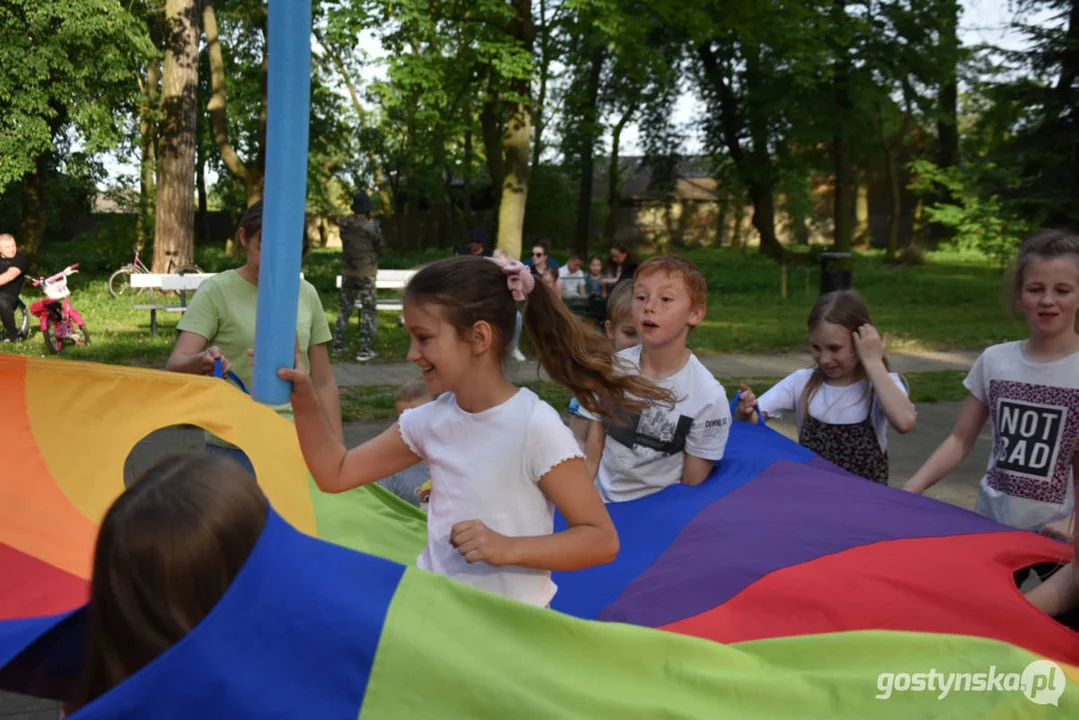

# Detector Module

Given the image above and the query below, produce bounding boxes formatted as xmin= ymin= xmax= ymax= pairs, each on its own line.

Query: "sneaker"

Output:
xmin=511 ymin=348 xmax=526 ymax=362
xmin=355 ymin=349 xmax=378 ymax=363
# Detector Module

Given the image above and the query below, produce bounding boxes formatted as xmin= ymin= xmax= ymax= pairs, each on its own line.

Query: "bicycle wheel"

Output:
xmin=43 ymin=317 xmax=61 ymax=354
xmin=16 ymin=299 xmax=29 ymax=337
xmin=108 ymin=265 xmax=138 ymax=298
xmin=176 ymin=264 xmax=204 ymax=275
xmin=73 ymin=322 xmax=91 ymax=347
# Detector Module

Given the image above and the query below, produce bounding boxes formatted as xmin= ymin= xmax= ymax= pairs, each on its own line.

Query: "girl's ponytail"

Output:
xmin=524 ymin=278 xmax=674 ymax=422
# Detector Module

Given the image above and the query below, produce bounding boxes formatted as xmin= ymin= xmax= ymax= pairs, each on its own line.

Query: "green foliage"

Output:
xmin=41 ymin=216 xmax=139 ymax=274
xmin=0 ymin=0 xmax=153 ymax=189
xmin=908 ymin=159 xmax=1031 ymax=267
xmin=524 ymin=165 xmax=575 ymax=243
xmin=957 ymin=0 xmax=1079 ymax=229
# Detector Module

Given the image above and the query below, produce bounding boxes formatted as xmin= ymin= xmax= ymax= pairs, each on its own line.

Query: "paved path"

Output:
xmin=333 ymin=348 xmax=982 ymax=388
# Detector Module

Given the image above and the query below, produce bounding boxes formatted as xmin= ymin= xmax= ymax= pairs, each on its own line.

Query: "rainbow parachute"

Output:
xmin=1 ymin=355 xmax=1076 ymax=717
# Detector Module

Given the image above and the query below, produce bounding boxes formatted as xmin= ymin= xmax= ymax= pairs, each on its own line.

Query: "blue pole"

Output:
xmin=252 ymin=0 xmax=312 ymax=405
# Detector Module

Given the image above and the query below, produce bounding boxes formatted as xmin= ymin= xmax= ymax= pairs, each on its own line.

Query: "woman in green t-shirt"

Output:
xmin=166 ymin=201 xmax=342 ymax=472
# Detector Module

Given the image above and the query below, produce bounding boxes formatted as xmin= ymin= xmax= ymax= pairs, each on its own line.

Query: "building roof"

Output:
xmin=594 ymin=156 xmax=717 ymax=202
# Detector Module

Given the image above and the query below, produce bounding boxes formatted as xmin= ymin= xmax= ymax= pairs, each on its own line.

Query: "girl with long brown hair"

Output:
xmin=735 ymin=290 xmax=916 ymax=483
xmin=66 ymin=455 xmax=267 ymax=713
xmin=279 ymin=255 xmax=673 ymax=607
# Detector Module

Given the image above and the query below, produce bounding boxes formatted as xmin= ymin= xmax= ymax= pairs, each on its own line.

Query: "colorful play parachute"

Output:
xmin=2 ymin=355 xmax=1077 ymax=717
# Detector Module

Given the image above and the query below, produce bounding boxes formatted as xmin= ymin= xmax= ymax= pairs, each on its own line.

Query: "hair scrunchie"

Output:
xmin=488 ymin=257 xmax=536 ymax=302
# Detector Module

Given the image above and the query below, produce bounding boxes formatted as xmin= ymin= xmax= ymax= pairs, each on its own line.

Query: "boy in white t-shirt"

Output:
xmin=581 ymin=256 xmax=731 ymax=502
xmin=559 ymin=253 xmax=587 ymax=305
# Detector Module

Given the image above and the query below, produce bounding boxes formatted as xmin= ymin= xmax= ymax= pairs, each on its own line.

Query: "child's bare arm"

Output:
xmin=854 ymin=325 xmax=916 ymax=433
xmin=584 ymin=420 xmax=606 ymax=480
xmin=682 ymin=454 xmax=715 ymax=486
xmin=864 ymin=361 xmax=917 ymax=433
xmin=904 ymin=395 xmax=989 ymax=493
xmin=280 ymin=354 xmax=419 ymax=493
xmin=450 ymin=458 xmax=618 ymax=571
xmin=1025 ymin=563 xmax=1079 ymax=617
xmin=569 ymin=414 xmax=590 ymax=449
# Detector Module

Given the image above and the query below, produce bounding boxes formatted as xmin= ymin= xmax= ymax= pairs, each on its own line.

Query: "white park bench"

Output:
xmin=131 ymin=273 xmax=214 ymax=337
xmin=130 ymin=269 xmax=417 ymax=337
xmin=336 ymin=268 xmax=416 ymax=312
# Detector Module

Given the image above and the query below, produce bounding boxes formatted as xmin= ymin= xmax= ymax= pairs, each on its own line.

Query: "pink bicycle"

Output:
xmin=30 ymin=264 xmax=91 ymax=354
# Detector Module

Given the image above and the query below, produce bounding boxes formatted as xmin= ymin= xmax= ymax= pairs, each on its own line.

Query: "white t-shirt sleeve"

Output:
xmin=397 ymin=401 xmax=435 ymax=460
xmin=527 ymin=404 xmax=586 ymax=483
xmin=963 ymin=349 xmax=989 ymax=403
xmin=757 ymin=369 xmax=808 ymax=419
xmin=684 ymin=381 xmax=732 ymax=461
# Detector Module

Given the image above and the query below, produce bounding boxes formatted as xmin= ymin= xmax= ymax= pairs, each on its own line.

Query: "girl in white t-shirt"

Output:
xmin=735 ymin=290 xmax=916 ymax=483
xmin=906 ymin=230 xmax=1079 ymax=536
xmin=278 ymin=255 xmax=672 ymax=607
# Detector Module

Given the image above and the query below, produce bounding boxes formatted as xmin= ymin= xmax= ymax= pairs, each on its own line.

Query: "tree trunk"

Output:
xmin=930 ymin=0 xmax=960 ymax=246
xmin=878 ymin=102 xmax=905 ymax=263
xmin=137 ymin=57 xmax=161 ymax=253
xmin=319 ymin=216 xmax=329 ymax=248
xmin=463 ymin=129 xmax=473 ymax=227
xmin=715 ymin=191 xmax=730 ymax=246
xmin=480 ymin=95 xmax=505 ymax=206
xmin=833 ymin=134 xmax=853 ymax=249
xmin=153 ymin=0 xmax=200 ymax=274
xmin=1061 ymin=0 xmax=1079 ymax=198
xmin=314 ymin=30 xmax=393 ymax=217
xmin=574 ymin=42 xmax=605 ymax=257
xmin=854 ymin=179 xmax=869 ymax=246
xmin=697 ymin=42 xmax=786 ymax=261
xmin=936 ymin=1 xmax=960 ymax=172
xmin=17 ymin=154 xmax=49 ymax=265
xmin=497 ymin=101 xmax=531 ymax=259
xmin=731 ymin=192 xmax=746 ymax=251
xmin=203 ymin=0 xmax=262 ymax=207
xmin=605 ymin=108 xmax=632 ymax=244
xmin=831 ymin=0 xmax=854 ymax=251
xmin=196 ymin=133 xmax=208 ymax=244
xmin=532 ymin=0 xmax=550 ymax=171
xmin=790 ymin=197 xmax=810 ymax=245
xmin=496 ymin=0 xmax=535 ymax=259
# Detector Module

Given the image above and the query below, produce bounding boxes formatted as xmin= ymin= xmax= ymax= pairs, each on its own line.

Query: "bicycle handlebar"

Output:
xmin=31 ymin=264 xmax=79 ymax=287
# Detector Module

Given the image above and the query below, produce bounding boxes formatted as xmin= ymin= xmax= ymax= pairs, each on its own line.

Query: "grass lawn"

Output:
xmin=0 ymin=239 xmax=1024 ymax=368
xmin=339 ymin=370 xmax=971 ymax=424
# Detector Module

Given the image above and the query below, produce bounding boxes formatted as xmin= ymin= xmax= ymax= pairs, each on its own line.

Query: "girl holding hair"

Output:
xmin=905 ymin=230 xmax=1079 ymax=537
xmin=585 ymin=255 xmax=610 ymax=298
xmin=602 ymin=244 xmax=639 ymax=293
xmin=279 ymin=255 xmax=673 ymax=607
xmin=166 ymin=201 xmax=341 ymax=471
xmin=735 ymin=290 xmax=916 ymax=483
xmin=66 ymin=455 xmax=268 ymax=714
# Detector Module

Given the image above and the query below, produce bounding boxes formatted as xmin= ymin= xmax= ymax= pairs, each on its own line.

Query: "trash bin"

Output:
xmin=819 ymin=252 xmax=852 ymax=295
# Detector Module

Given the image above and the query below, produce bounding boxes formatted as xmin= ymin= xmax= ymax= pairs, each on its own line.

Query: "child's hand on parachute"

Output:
xmin=201 ymin=346 xmax=230 ymax=376
xmin=735 ymin=384 xmax=758 ymax=422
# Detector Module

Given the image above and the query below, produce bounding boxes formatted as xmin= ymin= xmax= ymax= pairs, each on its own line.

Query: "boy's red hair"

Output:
xmin=634 ymin=255 xmax=708 ymax=310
